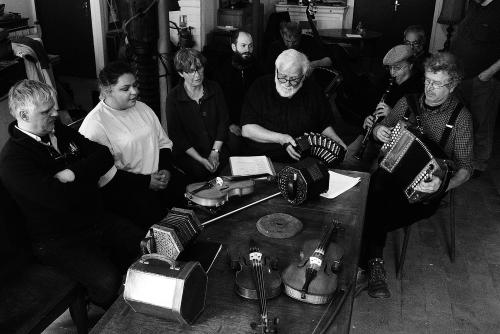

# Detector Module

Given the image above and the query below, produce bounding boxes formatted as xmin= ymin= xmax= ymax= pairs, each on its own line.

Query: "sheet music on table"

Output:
xmin=229 ymin=156 xmax=276 ymax=177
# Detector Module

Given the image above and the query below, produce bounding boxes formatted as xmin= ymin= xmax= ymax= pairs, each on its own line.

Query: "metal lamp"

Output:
xmin=437 ymin=0 xmax=467 ymax=51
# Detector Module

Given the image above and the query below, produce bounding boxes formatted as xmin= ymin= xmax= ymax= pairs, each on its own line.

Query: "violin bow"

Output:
xmin=310 ymin=281 xmax=353 ymax=334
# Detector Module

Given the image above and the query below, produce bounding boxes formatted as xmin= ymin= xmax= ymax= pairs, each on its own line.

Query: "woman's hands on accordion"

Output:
xmin=415 ymin=175 xmax=442 ymax=193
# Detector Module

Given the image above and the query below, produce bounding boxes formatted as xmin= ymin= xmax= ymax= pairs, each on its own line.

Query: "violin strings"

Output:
xmin=253 ymin=257 xmax=267 ymax=318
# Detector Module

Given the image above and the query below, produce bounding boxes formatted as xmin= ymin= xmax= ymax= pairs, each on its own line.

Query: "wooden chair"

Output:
xmin=396 ymin=188 xmax=456 ymax=279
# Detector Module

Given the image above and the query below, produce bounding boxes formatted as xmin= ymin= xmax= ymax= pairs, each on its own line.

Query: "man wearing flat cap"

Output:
xmin=344 ymin=44 xmax=423 ymax=171
xmin=358 ymin=52 xmax=473 ymax=299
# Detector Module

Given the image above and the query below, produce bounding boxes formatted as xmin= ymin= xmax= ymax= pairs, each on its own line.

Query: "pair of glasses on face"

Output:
xmin=386 ymin=64 xmax=408 ymax=73
xmin=404 ymin=39 xmax=422 ymax=48
xmin=424 ymin=78 xmax=452 ymax=89
xmin=185 ymin=67 xmax=204 ymax=75
xmin=276 ymin=70 xmax=304 ymax=87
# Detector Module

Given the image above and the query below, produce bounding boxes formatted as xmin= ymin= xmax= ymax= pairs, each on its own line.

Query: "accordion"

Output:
xmin=380 ymin=121 xmax=453 ymax=203
xmin=124 ymin=254 xmax=207 ymax=324
xmin=142 ymin=208 xmax=202 ymax=260
xmin=277 ymin=157 xmax=330 ymax=205
xmin=294 ymin=132 xmax=346 ymax=168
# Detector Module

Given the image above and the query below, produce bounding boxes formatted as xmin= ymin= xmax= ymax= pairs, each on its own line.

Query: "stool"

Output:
xmin=396 ymin=188 xmax=455 ymax=279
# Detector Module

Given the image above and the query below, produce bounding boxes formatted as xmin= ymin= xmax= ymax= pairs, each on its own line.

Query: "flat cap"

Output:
xmin=383 ymin=44 xmax=413 ymax=66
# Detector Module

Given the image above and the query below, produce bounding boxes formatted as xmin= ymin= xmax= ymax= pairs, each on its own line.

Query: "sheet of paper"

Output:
xmin=320 ymin=171 xmax=361 ymax=199
xmin=230 ymin=156 xmax=275 ymax=176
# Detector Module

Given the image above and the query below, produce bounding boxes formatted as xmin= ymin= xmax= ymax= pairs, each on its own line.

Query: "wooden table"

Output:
xmin=91 ymin=169 xmax=370 ymax=334
xmin=318 ymin=29 xmax=382 ymax=70
xmin=318 ymin=29 xmax=382 ymax=49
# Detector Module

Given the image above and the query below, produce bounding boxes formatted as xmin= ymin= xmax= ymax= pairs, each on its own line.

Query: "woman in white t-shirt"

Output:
xmin=80 ymin=61 xmax=186 ymax=230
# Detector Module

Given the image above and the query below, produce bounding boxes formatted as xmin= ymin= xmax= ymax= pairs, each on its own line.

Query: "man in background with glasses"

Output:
xmin=403 ymin=25 xmax=430 ymax=76
xmin=241 ymin=49 xmax=346 ymax=162
xmin=359 ymin=52 xmax=473 ymax=299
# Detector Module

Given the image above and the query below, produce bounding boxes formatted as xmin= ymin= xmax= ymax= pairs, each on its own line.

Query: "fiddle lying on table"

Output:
xmin=185 ymin=173 xmax=273 ymax=208
xmin=230 ymin=240 xmax=280 ymax=333
xmin=282 ymin=220 xmax=344 ymax=304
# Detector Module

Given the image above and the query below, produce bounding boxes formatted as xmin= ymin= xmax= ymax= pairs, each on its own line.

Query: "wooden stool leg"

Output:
xmin=397 ymin=226 xmax=412 ymax=280
xmin=69 ymin=286 xmax=88 ymax=334
xmin=449 ymin=189 xmax=455 ymax=262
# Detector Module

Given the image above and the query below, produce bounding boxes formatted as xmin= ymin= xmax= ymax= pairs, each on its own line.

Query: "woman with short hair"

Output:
xmin=166 ymin=48 xmax=230 ymax=182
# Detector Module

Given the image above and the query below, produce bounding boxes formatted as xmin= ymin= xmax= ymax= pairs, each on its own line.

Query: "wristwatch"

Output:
xmin=211 ymin=148 xmax=220 ymax=153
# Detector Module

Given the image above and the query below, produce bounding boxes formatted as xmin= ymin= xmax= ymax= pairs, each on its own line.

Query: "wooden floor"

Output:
xmin=351 ymin=128 xmax=500 ymax=334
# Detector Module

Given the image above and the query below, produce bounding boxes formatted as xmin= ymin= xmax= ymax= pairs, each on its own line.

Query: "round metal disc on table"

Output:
xmin=256 ymin=213 xmax=303 ymax=239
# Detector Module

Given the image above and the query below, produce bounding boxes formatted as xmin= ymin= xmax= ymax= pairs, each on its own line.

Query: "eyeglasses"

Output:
xmin=404 ymin=39 xmax=422 ymax=48
xmin=276 ymin=70 xmax=304 ymax=87
xmin=386 ymin=64 xmax=408 ymax=73
xmin=424 ymin=78 xmax=452 ymax=89
xmin=185 ymin=67 xmax=204 ymax=75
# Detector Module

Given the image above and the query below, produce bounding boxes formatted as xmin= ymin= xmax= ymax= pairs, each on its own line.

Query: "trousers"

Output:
xmin=33 ymin=212 xmax=143 ymax=309
xmin=360 ymin=169 xmax=441 ymax=268
xmin=457 ymin=77 xmax=500 ymax=171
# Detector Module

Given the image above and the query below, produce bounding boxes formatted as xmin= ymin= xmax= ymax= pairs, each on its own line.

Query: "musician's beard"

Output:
xmin=275 ymin=75 xmax=303 ymax=98
xmin=232 ymin=52 xmax=255 ymax=69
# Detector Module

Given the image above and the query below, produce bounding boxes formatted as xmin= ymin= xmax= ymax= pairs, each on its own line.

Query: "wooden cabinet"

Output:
xmin=275 ymin=4 xmax=347 ymax=29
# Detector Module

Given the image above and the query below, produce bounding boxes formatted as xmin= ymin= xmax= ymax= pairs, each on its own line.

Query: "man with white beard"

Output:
xmin=241 ymin=49 xmax=346 ymax=162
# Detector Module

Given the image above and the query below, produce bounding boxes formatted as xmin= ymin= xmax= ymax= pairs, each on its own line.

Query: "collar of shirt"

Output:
xmin=14 ymin=125 xmax=54 ymax=144
xmin=177 ymin=81 xmax=215 ymax=102
xmin=420 ymin=94 xmax=456 ymax=115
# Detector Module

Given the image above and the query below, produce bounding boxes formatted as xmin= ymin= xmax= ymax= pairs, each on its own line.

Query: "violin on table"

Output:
xmin=185 ymin=173 xmax=273 ymax=208
xmin=281 ymin=220 xmax=344 ymax=305
xmin=230 ymin=240 xmax=280 ymax=333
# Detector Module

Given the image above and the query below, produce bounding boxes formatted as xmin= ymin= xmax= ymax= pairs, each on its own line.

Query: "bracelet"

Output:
xmin=211 ymin=148 xmax=220 ymax=153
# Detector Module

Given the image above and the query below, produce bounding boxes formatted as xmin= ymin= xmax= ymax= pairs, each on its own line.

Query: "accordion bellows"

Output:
xmin=143 ymin=208 xmax=202 ymax=260
xmin=294 ymin=132 xmax=346 ymax=168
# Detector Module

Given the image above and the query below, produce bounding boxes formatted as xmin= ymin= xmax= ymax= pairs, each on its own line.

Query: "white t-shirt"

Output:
xmin=79 ymin=100 xmax=173 ymax=186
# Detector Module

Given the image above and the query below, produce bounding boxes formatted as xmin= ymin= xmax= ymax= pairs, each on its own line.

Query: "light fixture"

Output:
xmin=437 ymin=0 xmax=467 ymax=51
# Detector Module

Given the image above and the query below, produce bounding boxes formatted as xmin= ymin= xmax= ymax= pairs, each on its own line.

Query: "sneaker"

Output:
xmin=367 ymin=258 xmax=391 ymax=298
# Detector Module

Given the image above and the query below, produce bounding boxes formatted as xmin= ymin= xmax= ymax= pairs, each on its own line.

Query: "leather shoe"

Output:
xmin=472 ymin=170 xmax=483 ymax=179
xmin=367 ymin=258 xmax=391 ymax=298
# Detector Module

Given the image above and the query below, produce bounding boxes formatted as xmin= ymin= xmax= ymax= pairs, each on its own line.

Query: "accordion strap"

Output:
xmin=403 ymin=93 xmax=420 ymax=122
xmin=404 ymin=94 xmax=463 ymax=148
xmin=439 ymin=101 xmax=463 ymax=148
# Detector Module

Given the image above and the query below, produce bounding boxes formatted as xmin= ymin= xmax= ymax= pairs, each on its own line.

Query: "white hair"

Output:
xmin=275 ymin=49 xmax=310 ymax=76
xmin=8 ymin=80 xmax=57 ymax=118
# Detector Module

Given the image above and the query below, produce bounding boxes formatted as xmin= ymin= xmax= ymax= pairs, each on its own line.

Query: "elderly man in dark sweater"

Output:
xmin=0 ymin=80 xmax=143 ymax=309
xmin=241 ymin=49 xmax=346 ymax=162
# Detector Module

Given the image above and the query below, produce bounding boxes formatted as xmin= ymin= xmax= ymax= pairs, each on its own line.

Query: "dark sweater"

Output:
xmin=0 ymin=121 xmax=114 ymax=241
xmin=212 ymin=58 xmax=261 ymax=125
xmin=241 ymin=75 xmax=334 ymax=158
xmin=166 ymin=80 xmax=229 ymax=157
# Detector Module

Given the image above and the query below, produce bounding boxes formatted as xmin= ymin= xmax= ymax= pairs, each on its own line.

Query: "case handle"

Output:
xmin=140 ymin=253 xmax=179 ymax=269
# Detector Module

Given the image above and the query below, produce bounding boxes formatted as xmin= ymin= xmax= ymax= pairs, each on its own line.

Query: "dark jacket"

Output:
xmin=166 ymin=80 xmax=229 ymax=157
xmin=213 ymin=58 xmax=261 ymax=125
xmin=0 ymin=121 xmax=114 ymax=241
